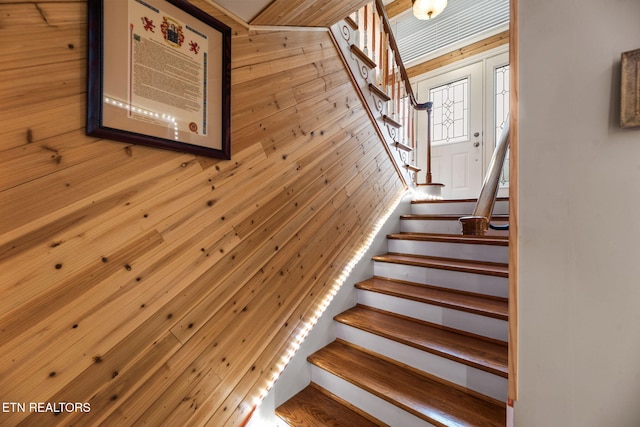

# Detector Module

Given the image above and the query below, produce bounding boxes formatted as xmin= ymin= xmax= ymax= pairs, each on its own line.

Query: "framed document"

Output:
xmin=87 ymin=0 xmax=231 ymax=159
xmin=621 ymin=48 xmax=640 ymax=129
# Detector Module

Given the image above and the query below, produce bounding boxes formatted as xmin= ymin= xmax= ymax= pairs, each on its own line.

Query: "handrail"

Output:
xmin=350 ymin=0 xmax=442 ymax=190
xmin=459 ymin=116 xmax=510 ymax=235
xmin=373 ymin=0 xmax=418 ymax=106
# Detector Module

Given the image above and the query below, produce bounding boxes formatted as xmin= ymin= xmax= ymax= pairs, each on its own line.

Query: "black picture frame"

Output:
xmin=87 ymin=0 xmax=231 ymax=159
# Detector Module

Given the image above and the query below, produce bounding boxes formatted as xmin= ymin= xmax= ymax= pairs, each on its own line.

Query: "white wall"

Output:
xmin=516 ymin=1 xmax=640 ymax=426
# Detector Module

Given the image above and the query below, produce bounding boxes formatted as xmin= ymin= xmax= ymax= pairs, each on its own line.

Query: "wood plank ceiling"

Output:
xmin=209 ymin=0 xmax=406 ymax=27
xmin=249 ymin=0 xmax=371 ymax=27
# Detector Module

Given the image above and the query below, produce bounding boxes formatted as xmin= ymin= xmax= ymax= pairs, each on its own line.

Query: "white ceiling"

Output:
xmin=209 ymin=0 xmax=272 ymax=22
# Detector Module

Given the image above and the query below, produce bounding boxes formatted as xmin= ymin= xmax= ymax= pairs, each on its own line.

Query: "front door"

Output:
xmin=413 ymin=49 xmax=509 ymax=200
xmin=415 ymin=61 xmax=483 ymax=199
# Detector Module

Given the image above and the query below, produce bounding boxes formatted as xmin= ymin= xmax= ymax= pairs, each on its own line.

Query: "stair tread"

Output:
xmin=335 ymin=305 xmax=508 ymax=377
xmin=309 ymin=339 xmax=506 ymax=427
xmin=373 ymin=253 xmax=509 ymax=277
xmin=387 ymin=232 xmax=508 ymax=246
xmin=401 ymin=213 xmax=509 ymax=220
xmin=276 ymin=383 xmax=385 ymax=427
xmin=356 ymin=277 xmax=508 ymax=320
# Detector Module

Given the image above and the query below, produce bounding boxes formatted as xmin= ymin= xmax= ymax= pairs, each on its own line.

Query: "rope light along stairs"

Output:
xmin=276 ymin=197 xmax=509 ymax=426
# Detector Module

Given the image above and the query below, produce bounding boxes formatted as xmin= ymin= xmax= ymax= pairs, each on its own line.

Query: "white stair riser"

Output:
xmin=374 ymin=262 xmax=508 ymax=298
xmin=357 ymin=290 xmax=508 ymax=342
xmin=310 ymin=366 xmax=436 ymax=427
xmin=401 ymin=219 xmax=463 ymax=234
xmin=400 ymin=219 xmax=509 ymax=236
xmin=388 ymin=239 xmax=508 ymax=263
xmin=336 ymin=324 xmax=508 ymax=402
xmin=411 ymin=200 xmax=509 ymax=215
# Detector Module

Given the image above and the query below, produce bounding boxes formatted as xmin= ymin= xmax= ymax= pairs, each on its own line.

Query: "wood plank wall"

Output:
xmin=0 ymin=1 xmax=405 ymax=425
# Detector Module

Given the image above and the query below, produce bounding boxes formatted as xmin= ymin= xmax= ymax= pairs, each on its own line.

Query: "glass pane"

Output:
xmin=494 ymin=64 xmax=510 ymax=186
xmin=428 ymin=77 xmax=469 ymax=145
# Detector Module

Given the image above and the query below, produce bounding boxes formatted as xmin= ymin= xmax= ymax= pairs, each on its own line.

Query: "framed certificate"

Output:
xmin=87 ymin=0 xmax=231 ymax=158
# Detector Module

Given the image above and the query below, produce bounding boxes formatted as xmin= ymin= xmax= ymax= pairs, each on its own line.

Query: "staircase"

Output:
xmin=276 ymin=197 xmax=509 ymax=426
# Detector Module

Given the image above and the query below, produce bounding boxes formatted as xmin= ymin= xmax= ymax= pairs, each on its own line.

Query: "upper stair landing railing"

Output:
xmin=334 ymin=1 xmax=443 ymax=198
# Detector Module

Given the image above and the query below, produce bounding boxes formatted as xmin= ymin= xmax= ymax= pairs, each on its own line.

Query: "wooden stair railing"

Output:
xmin=333 ymin=1 xmax=443 ymax=197
xmin=460 ymin=116 xmax=510 ymax=235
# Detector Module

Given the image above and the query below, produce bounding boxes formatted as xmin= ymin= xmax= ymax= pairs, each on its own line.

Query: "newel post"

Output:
xmin=415 ymin=101 xmax=444 ymax=199
xmin=425 ymin=101 xmax=433 ymax=184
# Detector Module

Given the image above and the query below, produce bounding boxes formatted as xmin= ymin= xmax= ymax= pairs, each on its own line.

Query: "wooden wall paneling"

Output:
xmin=249 ymin=0 xmax=302 ymax=26
xmin=293 ymin=111 xmax=373 ymax=171
xmin=215 ymin=166 xmax=405 ymax=427
xmin=0 ymin=151 xmax=198 ymax=285
xmin=240 ymin=81 xmax=356 ymax=155
xmin=301 ymin=0 xmax=372 ymax=28
xmin=233 ymin=45 xmax=338 ymax=86
xmin=26 ymin=225 xmax=243 ymax=425
xmin=210 ymin=129 xmax=403 ymax=425
xmin=0 ymin=2 xmax=83 ymax=28
xmin=0 ymin=0 xmax=409 ymax=424
xmin=254 ymin=89 xmax=363 ymax=160
xmin=166 ymin=128 xmax=392 ymax=424
xmin=231 ymin=55 xmax=343 ymax=101
xmin=169 ymin=143 xmax=371 ymax=344
xmin=292 ymin=69 xmax=352 ymax=102
xmin=258 ymin=85 xmax=361 ymax=156
xmin=0 ymin=155 xmax=250 ymax=412
xmin=0 ymin=94 xmax=86 ymax=151
xmin=34 ymin=1 xmax=86 ymax=24
xmin=0 ymin=26 xmax=85 ymax=71
xmin=20 ymin=332 xmax=181 ymax=427
xmin=0 ymin=133 xmax=117 ymax=193
xmin=0 ymin=0 xmax=85 ymax=3
xmin=232 ymin=29 xmax=329 ymax=67
xmin=0 ymin=146 xmax=187 ymax=235
xmin=232 ymin=87 xmax=298 ymax=126
xmin=200 ymin=193 xmax=382 ymax=425
xmin=0 ymin=59 xmax=85 ymax=110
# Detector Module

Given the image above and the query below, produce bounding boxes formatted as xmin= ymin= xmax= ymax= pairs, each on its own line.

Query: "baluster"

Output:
xmin=396 ymin=70 xmax=400 ymax=119
xmin=391 ymin=62 xmax=396 ymax=116
xmin=378 ymin=22 xmax=384 ymax=87
xmin=411 ymin=104 xmax=415 ymax=150
xmin=371 ymin=7 xmax=376 ymax=65
xmin=363 ymin=4 xmax=368 ymax=54
xmin=405 ymin=90 xmax=409 ymax=143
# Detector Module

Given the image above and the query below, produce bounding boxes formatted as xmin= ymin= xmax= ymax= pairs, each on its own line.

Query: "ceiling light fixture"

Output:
xmin=412 ymin=0 xmax=448 ymax=20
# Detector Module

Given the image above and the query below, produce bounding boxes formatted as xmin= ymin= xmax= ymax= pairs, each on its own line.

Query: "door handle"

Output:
xmin=473 ymin=141 xmax=480 ymax=147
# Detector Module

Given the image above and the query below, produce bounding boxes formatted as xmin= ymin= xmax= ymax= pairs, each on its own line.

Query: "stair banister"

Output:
xmin=373 ymin=0 xmax=418 ymax=106
xmin=460 ymin=116 xmax=510 ymax=235
xmin=372 ymin=0 xmax=444 ymax=197
xmin=340 ymin=2 xmax=444 ymax=196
